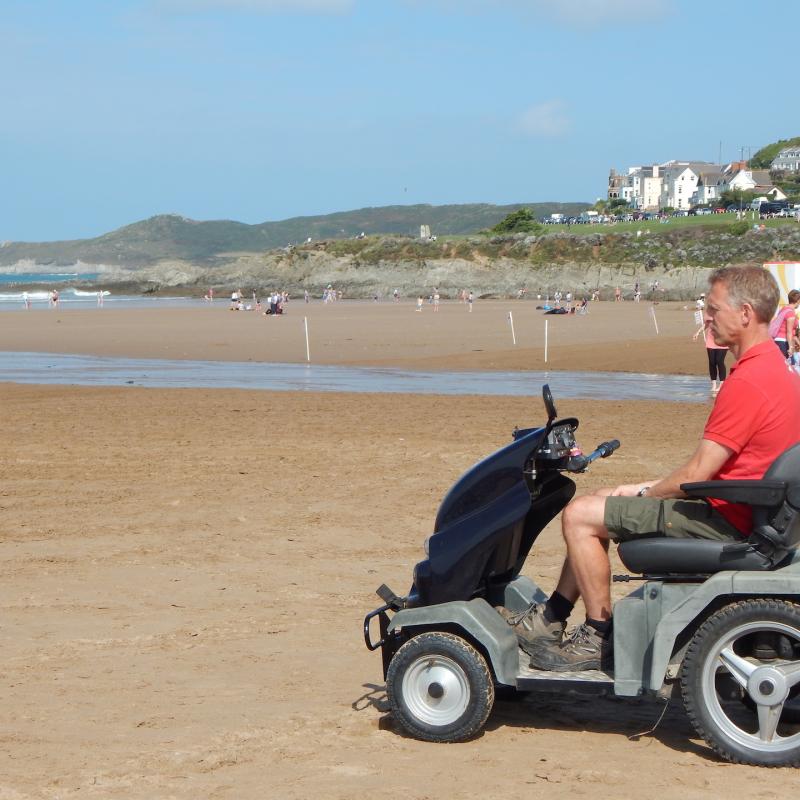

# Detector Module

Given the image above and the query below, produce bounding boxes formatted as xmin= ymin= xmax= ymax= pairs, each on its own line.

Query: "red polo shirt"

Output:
xmin=703 ymin=340 xmax=800 ymax=534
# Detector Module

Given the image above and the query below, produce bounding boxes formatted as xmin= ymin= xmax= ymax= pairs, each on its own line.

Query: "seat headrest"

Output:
xmin=765 ymin=443 xmax=800 ymax=489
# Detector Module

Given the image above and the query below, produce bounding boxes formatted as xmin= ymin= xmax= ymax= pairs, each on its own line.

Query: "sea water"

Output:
xmin=0 ymin=288 xmax=206 ymax=310
xmin=0 ymin=272 xmax=99 ymax=285
xmin=0 ymin=351 xmax=710 ymax=402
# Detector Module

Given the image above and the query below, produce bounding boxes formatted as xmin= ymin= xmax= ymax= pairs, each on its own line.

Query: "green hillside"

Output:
xmin=0 ymin=202 xmax=589 ymax=267
xmin=750 ymin=136 xmax=800 ymax=169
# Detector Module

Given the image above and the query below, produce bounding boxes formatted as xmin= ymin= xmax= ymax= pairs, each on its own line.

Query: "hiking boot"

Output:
xmin=496 ymin=602 xmax=566 ymax=655
xmin=529 ymin=622 xmax=613 ymax=672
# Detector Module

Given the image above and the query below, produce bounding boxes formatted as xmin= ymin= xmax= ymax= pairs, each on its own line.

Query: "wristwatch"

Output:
xmin=637 ymin=486 xmax=650 ymax=497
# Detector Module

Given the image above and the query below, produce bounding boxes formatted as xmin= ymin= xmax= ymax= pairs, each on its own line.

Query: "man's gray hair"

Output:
xmin=709 ymin=265 xmax=779 ymax=323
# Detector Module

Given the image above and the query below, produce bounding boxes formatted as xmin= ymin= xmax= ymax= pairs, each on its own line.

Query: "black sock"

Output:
xmin=545 ymin=591 xmax=574 ymax=624
xmin=586 ymin=617 xmax=613 ymax=638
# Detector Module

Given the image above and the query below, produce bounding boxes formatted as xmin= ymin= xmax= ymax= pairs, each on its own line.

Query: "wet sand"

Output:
xmin=2 ymin=301 xmax=787 ymax=799
xmin=0 ymin=299 xmax=711 ymax=375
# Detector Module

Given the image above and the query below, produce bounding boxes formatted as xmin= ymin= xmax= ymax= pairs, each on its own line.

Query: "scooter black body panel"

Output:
xmin=410 ymin=427 xmax=576 ymax=607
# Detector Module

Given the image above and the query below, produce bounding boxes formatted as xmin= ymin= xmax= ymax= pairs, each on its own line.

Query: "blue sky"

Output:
xmin=1 ymin=0 xmax=795 ymax=241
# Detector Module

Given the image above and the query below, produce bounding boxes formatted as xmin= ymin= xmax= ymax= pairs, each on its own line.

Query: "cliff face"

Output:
xmin=190 ymin=250 xmax=714 ymax=300
xmin=3 ymin=225 xmax=800 ymax=299
xmin=133 ymin=226 xmax=800 ymax=299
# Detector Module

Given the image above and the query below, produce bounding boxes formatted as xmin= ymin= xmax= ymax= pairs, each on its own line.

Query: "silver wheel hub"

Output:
xmin=703 ymin=620 xmax=800 ymax=751
xmin=402 ymin=654 xmax=470 ymax=727
xmin=747 ymin=666 xmax=789 ymax=707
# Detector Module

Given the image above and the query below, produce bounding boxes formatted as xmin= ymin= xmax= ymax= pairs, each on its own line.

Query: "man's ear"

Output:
xmin=740 ymin=302 xmax=756 ymax=325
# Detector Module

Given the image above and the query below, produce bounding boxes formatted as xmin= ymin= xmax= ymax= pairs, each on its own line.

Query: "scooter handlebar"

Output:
xmin=566 ymin=439 xmax=620 ymax=472
xmin=595 ymin=439 xmax=621 ymax=459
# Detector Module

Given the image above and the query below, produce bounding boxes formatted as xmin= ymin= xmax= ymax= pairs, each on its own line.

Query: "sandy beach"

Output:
xmin=1 ymin=299 xmax=795 ymax=798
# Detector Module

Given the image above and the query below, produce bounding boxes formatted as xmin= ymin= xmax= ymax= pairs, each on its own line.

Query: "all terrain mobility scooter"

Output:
xmin=363 ymin=386 xmax=800 ymax=766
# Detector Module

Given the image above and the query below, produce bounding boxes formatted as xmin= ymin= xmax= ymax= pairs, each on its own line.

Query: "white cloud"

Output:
xmin=518 ymin=100 xmax=569 ymax=137
xmin=540 ymin=0 xmax=670 ymax=26
xmin=400 ymin=0 xmax=672 ymax=27
xmin=158 ymin=0 xmax=354 ymax=13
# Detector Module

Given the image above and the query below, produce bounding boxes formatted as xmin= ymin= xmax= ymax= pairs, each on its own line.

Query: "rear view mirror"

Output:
xmin=542 ymin=384 xmax=557 ymax=425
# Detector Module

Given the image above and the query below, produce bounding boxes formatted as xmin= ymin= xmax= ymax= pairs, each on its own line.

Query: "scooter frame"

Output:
xmin=363 ymin=386 xmax=800 ymax=764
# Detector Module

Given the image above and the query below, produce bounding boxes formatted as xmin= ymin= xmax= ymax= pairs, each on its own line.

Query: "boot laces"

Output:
xmin=506 ymin=601 xmax=539 ymax=627
xmin=564 ymin=623 xmax=595 ymax=650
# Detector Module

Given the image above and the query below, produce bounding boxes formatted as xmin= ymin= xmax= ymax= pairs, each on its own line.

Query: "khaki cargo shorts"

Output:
xmin=604 ymin=497 xmax=743 ymax=542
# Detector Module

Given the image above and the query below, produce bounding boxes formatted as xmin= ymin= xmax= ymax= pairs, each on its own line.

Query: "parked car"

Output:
xmin=756 ymin=201 xmax=789 ymax=216
xmin=696 ymin=207 xmax=713 ymax=215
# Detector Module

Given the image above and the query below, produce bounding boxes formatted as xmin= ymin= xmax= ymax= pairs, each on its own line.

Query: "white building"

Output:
xmin=659 ymin=161 xmax=720 ymax=210
xmin=639 ymin=166 xmax=664 ymax=210
xmin=726 ymin=168 xmax=770 ymax=191
xmin=771 ymin=147 xmax=800 ymax=172
xmin=609 ymin=165 xmax=663 ymax=210
xmin=724 ymin=168 xmax=788 ymax=201
xmin=692 ymin=171 xmax=726 ymax=206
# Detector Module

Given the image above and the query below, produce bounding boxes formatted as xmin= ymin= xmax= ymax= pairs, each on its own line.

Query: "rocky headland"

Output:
xmin=3 ymin=220 xmax=800 ymax=300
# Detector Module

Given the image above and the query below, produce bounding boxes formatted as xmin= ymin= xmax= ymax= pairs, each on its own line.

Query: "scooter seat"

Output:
xmin=617 ymin=537 xmax=773 ymax=575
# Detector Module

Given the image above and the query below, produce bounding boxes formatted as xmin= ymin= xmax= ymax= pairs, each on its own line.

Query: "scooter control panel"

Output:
xmin=537 ymin=419 xmax=579 ymax=461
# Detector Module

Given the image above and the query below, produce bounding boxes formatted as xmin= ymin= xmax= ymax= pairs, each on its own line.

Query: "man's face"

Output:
xmin=706 ymin=281 xmax=745 ymax=347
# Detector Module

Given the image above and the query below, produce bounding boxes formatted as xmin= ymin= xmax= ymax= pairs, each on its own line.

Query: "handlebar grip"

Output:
xmin=597 ymin=439 xmax=620 ymax=458
xmin=566 ymin=439 xmax=620 ymax=472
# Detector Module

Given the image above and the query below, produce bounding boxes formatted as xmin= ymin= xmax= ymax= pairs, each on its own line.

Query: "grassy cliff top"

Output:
xmin=0 ymin=202 xmax=589 ymax=267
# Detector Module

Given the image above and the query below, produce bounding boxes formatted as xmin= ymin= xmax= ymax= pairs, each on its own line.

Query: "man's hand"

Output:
xmin=613 ymin=439 xmax=734 ymax=501
xmin=610 ymin=483 xmax=653 ymax=497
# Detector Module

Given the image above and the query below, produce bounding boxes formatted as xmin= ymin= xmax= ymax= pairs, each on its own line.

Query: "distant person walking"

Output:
xmin=433 ymin=290 xmax=440 ymax=312
xmin=650 ymin=279 xmax=660 ymax=301
xmin=416 ymin=296 xmax=423 ymax=312
xmin=770 ymin=289 xmax=800 ymax=360
xmin=614 ymin=286 xmax=622 ymax=302
xmin=468 ymin=291 xmax=474 ymax=312
xmin=694 ymin=311 xmax=728 ymax=396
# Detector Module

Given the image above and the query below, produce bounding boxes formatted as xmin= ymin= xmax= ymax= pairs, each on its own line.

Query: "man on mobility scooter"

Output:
xmin=502 ymin=265 xmax=800 ymax=672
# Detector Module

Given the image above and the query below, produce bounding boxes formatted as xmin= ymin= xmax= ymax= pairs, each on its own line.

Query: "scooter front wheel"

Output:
xmin=386 ymin=631 xmax=495 ymax=742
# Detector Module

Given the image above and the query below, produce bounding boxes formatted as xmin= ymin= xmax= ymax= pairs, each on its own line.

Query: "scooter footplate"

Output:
xmin=517 ymin=663 xmax=614 ymax=683
xmin=516 ymin=649 xmax=614 ymax=690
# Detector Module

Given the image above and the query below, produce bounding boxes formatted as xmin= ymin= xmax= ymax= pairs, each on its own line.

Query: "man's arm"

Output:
xmin=610 ymin=438 xmax=734 ymax=499
xmin=787 ymin=312 xmax=797 ymax=354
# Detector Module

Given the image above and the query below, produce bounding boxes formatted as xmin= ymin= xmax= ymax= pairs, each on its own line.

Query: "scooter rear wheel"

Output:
xmin=386 ymin=631 xmax=494 ymax=742
xmin=681 ymin=599 xmax=800 ymax=766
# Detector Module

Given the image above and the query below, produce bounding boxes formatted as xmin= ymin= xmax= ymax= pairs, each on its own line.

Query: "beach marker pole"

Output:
xmin=650 ymin=305 xmax=659 ymax=335
xmin=304 ymin=316 xmax=311 ymax=362
xmin=544 ymin=319 xmax=549 ymax=364
xmin=508 ymin=311 xmax=516 ymax=345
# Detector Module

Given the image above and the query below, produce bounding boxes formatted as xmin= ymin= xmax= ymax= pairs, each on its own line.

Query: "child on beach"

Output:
xmin=416 ymin=296 xmax=423 ymax=312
